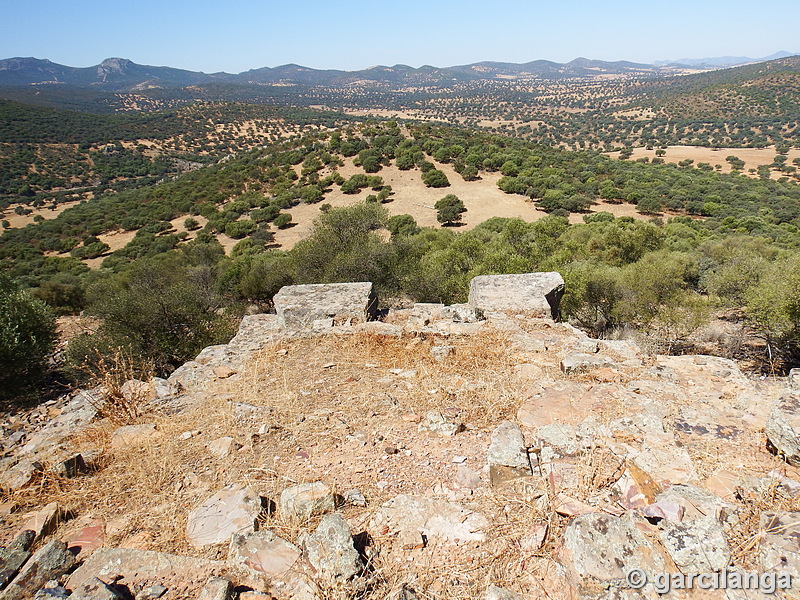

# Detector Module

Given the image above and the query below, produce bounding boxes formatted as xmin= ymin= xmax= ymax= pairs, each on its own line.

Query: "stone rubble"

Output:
xmin=2 ymin=271 xmax=800 ymax=599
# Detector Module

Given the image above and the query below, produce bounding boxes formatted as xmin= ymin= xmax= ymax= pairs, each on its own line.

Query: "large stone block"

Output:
xmin=273 ymin=283 xmax=378 ymax=328
xmin=767 ymin=394 xmax=800 ymax=466
xmin=468 ymin=272 xmax=565 ymax=319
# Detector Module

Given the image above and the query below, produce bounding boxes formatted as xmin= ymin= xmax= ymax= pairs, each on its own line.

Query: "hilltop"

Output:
xmin=1 ymin=276 xmax=799 ymax=599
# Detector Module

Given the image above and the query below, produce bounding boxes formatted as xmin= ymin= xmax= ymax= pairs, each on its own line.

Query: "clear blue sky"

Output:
xmin=1 ymin=0 xmax=797 ymax=72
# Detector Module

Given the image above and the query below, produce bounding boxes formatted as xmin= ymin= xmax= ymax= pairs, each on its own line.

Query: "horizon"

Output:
xmin=2 ymin=0 xmax=799 ymax=74
xmin=3 ymin=51 xmax=798 ymax=76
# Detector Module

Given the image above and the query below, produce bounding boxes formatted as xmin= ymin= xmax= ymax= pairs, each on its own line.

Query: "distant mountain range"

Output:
xmin=1 ymin=53 xmax=797 ymax=92
xmin=654 ymin=51 xmax=797 ymax=68
xmin=0 ymin=56 xmax=681 ymax=91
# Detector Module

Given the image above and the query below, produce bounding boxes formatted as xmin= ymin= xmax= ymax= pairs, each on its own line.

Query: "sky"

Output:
xmin=2 ymin=0 xmax=797 ymax=73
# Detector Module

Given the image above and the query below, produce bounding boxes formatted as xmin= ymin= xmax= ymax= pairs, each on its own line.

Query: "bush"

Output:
xmin=0 ymin=275 xmax=57 ymax=398
xmin=69 ymin=253 xmax=238 ymax=375
xmin=422 ymin=168 xmax=450 ymax=188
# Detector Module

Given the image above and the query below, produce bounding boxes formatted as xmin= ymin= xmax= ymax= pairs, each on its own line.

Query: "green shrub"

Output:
xmin=0 ymin=275 xmax=57 ymax=398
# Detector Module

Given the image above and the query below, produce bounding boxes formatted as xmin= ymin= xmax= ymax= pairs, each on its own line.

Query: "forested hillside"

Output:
xmin=2 ymin=119 xmax=800 ymax=402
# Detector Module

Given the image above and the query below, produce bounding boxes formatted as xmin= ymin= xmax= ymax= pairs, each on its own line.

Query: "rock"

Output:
xmin=560 ymin=353 xmax=613 ymax=375
xmin=274 ymin=282 xmax=378 ymax=328
xmin=51 ymin=453 xmax=87 ymax=478
xmin=453 ymin=466 xmax=482 ymax=491
xmin=63 ymin=520 xmax=105 ymax=560
xmin=197 ymin=578 xmax=233 ymax=600
xmin=766 ymin=394 xmax=800 ymax=466
xmin=186 ymin=484 xmax=263 ymax=547
xmin=18 ymin=389 xmax=98 ymax=457
xmin=553 ymin=494 xmax=598 ymax=517
xmin=790 ymin=369 xmax=800 ymax=391
xmin=167 ymin=360 xmax=213 ymax=391
xmin=68 ymin=578 xmax=125 ymax=600
xmin=558 ymin=513 xmax=667 ymax=592
xmin=418 ymin=411 xmax=464 ymax=436
xmin=487 ymin=421 xmax=532 ymax=486
xmin=613 ymin=464 xmax=662 ymax=510
xmin=67 ymin=549 xmax=227 ymax=596
xmin=279 ymin=482 xmax=335 ymax=521
xmin=485 ymin=586 xmax=523 ymax=600
xmin=343 ymin=489 xmax=367 ymax=507
xmin=518 ymin=521 xmax=548 ymax=551
xmin=659 ymin=515 xmax=731 ymax=573
xmin=537 ymin=423 xmax=580 ymax=457
xmin=0 ymin=459 xmax=43 ymax=491
xmin=655 ymin=484 xmax=732 ymax=523
xmin=225 ymin=314 xmax=282 ymax=354
xmin=18 ymin=502 xmax=62 ymax=542
xmin=0 ymin=531 xmax=35 ymax=589
xmin=439 ymin=304 xmax=484 ymax=323
xmin=213 ymin=365 xmax=237 ymax=379
xmin=369 ymin=495 xmax=489 ymax=546
xmin=2 ymin=540 xmax=75 ymax=600
xmin=704 ymin=469 xmax=741 ymax=501
xmin=516 ymin=382 xmax=604 ymax=428
xmin=429 ymin=345 xmax=453 ymax=362
xmin=136 ymin=584 xmax=168 ymax=599
xmin=110 ymin=423 xmax=161 ymax=450
xmin=33 ymin=584 xmax=71 ymax=599
xmin=303 ymin=514 xmax=361 ymax=581
xmin=232 ymin=402 xmax=271 ymax=425
xmin=207 ymin=437 xmax=241 ymax=458
xmin=357 ymin=321 xmax=403 ymax=337
xmin=150 ymin=377 xmax=179 ymax=400
xmin=759 ymin=511 xmax=800 ymax=588
xmin=468 ymin=272 xmax=565 ymax=319
xmin=633 ymin=432 xmax=699 ymax=487
xmin=229 ymin=530 xmax=301 ymax=578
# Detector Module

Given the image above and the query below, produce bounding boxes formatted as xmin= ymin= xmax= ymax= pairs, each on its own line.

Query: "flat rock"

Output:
xmin=68 ymin=577 xmax=125 ymax=600
xmin=186 ymin=484 xmax=263 ymax=547
xmin=558 ymin=513 xmax=667 ymax=593
xmin=229 ymin=530 xmax=301 ymax=578
xmin=418 ymin=411 xmax=464 ymax=436
xmin=303 ymin=514 xmax=361 ymax=581
xmin=485 ymin=586 xmax=523 ymax=600
xmin=18 ymin=389 xmax=99 ymax=457
xmin=279 ymin=482 xmax=335 ymax=521
xmin=468 ymin=272 xmax=565 ymax=319
xmin=487 ymin=421 xmax=532 ymax=486
xmin=517 ymin=382 xmax=605 ymax=427
xmin=18 ymin=502 xmax=62 ymax=541
xmin=110 ymin=423 xmax=161 ymax=450
xmin=766 ymin=394 xmax=800 ymax=466
xmin=67 ymin=549 xmax=227 ymax=596
xmin=2 ymin=540 xmax=75 ymax=600
xmin=0 ymin=531 xmax=35 ymax=589
xmin=207 ymin=436 xmax=240 ymax=458
xmin=560 ymin=353 xmax=613 ymax=376
xmin=197 ymin=578 xmax=233 ymax=600
xmin=274 ymin=282 xmax=377 ymax=328
xmin=369 ymin=494 xmax=489 ymax=546
xmin=758 ymin=511 xmax=800 ymax=587
xmin=0 ymin=459 xmax=43 ymax=491
xmin=659 ymin=515 xmax=731 ymax=573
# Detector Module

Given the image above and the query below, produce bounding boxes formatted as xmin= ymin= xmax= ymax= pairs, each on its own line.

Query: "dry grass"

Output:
xmin=3 ymin=325 xmax=797 ymax=599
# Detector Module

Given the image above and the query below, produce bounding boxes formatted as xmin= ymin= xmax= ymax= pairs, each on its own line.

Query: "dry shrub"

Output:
xmin=80 ymin=347 xmax=154 ymax=425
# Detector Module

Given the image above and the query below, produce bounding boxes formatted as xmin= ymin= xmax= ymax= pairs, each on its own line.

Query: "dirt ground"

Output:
xmin=609 ymin=145 xmax=800 ymax=177
xmin=271 ymin=160 xmax=652 ymax=250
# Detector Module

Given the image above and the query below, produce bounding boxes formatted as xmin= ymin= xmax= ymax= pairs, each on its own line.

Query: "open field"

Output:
xmin=609 ymin=145 xmax=800 ymax=176
xmin=271 ymin=159 xmax=654 ymax=250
